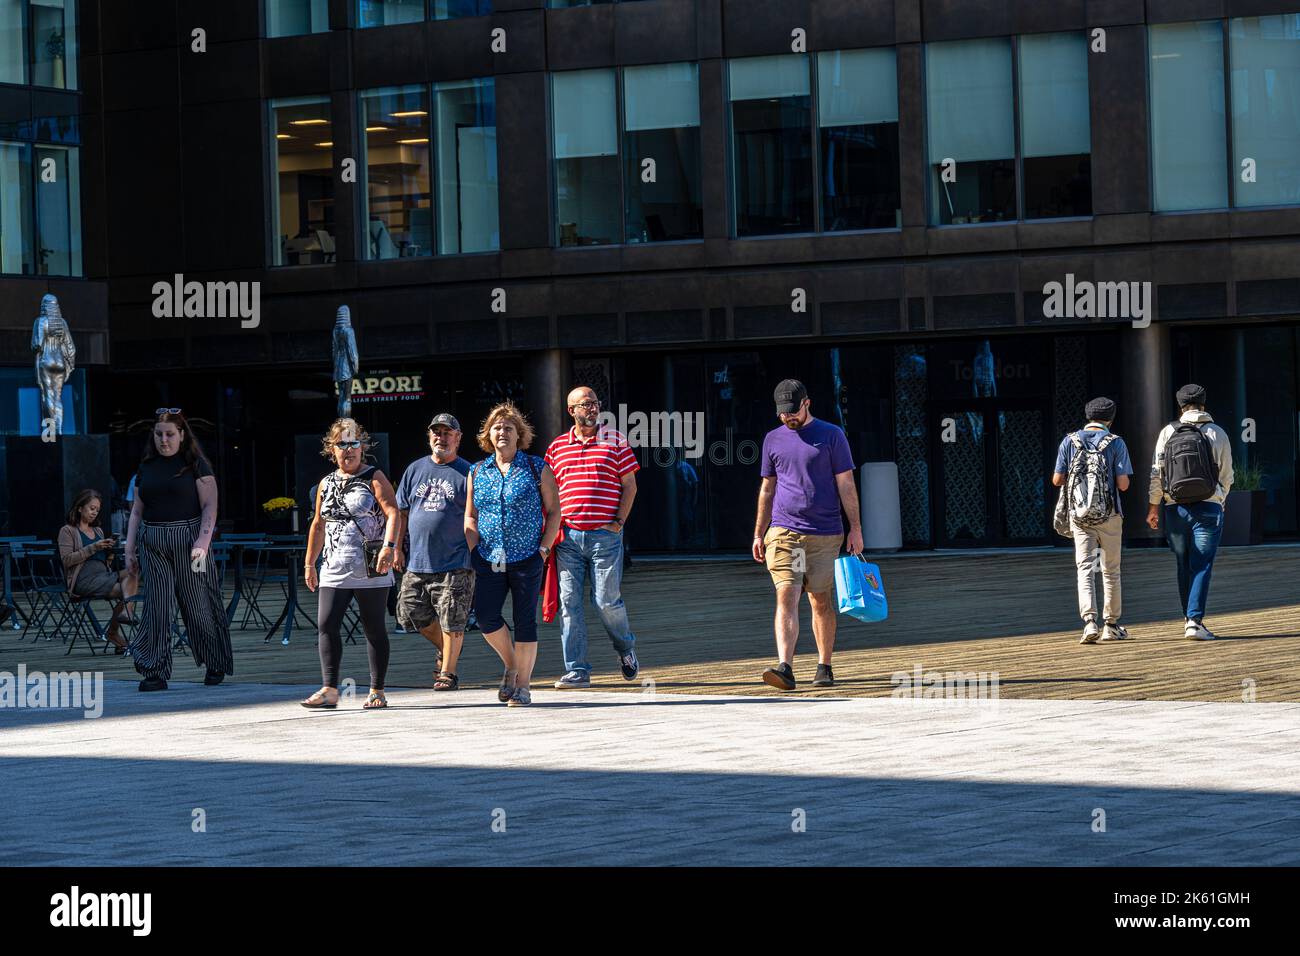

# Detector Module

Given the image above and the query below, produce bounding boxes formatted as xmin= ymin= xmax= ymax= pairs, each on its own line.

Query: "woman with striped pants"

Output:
xmin=124 ymin=409 xmax=234 ymax=691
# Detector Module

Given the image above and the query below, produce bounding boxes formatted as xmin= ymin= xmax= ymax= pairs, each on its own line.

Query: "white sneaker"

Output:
xmin=1185 ymin=620 xmax=1216 ymax=641
xmin=1098 ymin=622 xmax=1128 ymax=642
xmin=1079 ymin=619 xmax=1101 ymax=644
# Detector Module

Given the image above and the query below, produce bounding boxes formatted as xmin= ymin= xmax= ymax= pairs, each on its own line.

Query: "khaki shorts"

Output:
xmin=764 ymin=527 xmax=841 ymax=594
xmin=397 ymin=568 xmax=475 ymax=633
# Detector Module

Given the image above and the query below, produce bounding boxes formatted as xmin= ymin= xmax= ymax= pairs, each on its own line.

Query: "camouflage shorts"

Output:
xmin=397 ymin=568 xmax=475 ymax=633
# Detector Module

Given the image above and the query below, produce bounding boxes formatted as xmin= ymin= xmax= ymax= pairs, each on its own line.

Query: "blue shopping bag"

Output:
xmin=834 ymin=555 xmax=888 ymax=623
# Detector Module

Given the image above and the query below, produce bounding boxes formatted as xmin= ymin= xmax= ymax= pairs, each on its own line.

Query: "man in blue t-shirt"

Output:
xmin=395 ymin=413 xmax=474 ymax=690
xmin=1052 ymin=397 xmax=1134 ymax=645
xmin=753 ymin=379 xmax=863 ymax=691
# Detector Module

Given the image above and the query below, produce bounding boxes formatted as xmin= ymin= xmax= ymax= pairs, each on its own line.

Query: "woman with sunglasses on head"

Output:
xmin=124 ymin=408 xmax=234 ymax=691
xmin=300 ymin=418 xmax=400 ymax=710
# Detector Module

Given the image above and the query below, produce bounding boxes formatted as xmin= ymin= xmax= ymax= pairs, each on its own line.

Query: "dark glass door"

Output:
xmin=930 ymin=400 xmax=1050 ymax=547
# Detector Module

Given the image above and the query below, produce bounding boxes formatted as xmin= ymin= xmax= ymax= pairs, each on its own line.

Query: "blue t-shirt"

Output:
xmin=1054 ymin=427 xmax=1134 ymax=516
xmin=396 ymin=456 xmax=472 ymax=573
xmin=471 ymin=452 xmax=545 ymax=565
xmin=760 ymin=418 xmax=855 ymax=536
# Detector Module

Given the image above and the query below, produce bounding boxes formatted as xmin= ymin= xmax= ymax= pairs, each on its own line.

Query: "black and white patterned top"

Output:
xmin=317 ymin=465 xmax=392 ymax=589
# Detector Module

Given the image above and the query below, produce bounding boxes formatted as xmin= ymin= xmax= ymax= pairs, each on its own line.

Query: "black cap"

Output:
xmin=1084 ymin=397 xmax=1116 ymax=423
xmin=774 ymin=379 xmax=808 ymax=414
xmin=428 ymin=413 xmax=460 ymax=431
xmin=1176 ymin=384 xmax=1207 ymax=408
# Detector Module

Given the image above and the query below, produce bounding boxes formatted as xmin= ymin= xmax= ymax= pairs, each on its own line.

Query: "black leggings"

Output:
xmin=317 ymin=586 xmax=390 ymax=689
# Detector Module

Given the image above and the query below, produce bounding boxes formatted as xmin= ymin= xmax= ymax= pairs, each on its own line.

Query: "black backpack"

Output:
xmin=1161 ymin=422 xmax=1217 ymax=504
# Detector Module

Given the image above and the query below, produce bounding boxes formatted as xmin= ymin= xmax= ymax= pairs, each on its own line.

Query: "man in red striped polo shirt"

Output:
xmin=545 ymin=385 xmax=641 ymax=688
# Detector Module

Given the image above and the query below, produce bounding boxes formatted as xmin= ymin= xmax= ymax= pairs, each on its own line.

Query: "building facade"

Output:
xmin=2 ymin=0 xmax=1299 ymax=551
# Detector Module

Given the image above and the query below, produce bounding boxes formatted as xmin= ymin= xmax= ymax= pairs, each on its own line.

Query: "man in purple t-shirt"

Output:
xmin=752 ymin=379 xmax=863 ymax=691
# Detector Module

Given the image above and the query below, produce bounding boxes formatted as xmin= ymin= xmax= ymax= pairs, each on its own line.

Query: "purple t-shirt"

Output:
xmin=761 ymin=418 xmax=855 ymax=536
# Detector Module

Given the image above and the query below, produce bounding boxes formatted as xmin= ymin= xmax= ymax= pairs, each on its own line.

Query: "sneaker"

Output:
xmin=138 ymin=676 xmax=168 ymax=692
xmin=762 ymin=662 xmax=796 ymax=691
xmin=554 ymin=670 xmax=591 ymax=689
xmin=619 ymin=649 xmax=639 ymax=681
xmin=1186 ymin=620 xmax=1216 ymax=641
xmin=507 ymin=686 xmax=532 ymax=707
xmin=203 ymin=669 xmax=225 ymax=686
xmin=1098 ymin=623 xmax=1128 ymax=643
xmin=1079 ymin=619 xmax=1101 ymax=645
xmin=812 ymin=663 xmax=835 ymax=687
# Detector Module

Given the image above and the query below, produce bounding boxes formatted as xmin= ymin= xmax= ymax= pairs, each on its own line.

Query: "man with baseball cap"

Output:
xmin=753 ymin=379 xmax=863 ymax=690
xmin=1147 ymin=384 xmax=1234 ymax=641
xmin=394 ymin=413 xmax=475 ymax=688
xmin=1052 ymin=397 xmax=1134 ymax=644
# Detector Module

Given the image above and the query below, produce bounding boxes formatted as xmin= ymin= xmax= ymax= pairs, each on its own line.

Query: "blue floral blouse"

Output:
xmin=472 ymin=453 xmax=544 ymax=565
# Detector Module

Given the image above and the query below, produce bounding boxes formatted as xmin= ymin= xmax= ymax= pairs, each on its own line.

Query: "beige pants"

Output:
xmin=1071 ymin=514 xmax=1123 ymax=623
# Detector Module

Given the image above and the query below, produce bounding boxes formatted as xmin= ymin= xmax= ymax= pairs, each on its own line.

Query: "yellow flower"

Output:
xmin=262 ymin=496 xmax=296 ymax=515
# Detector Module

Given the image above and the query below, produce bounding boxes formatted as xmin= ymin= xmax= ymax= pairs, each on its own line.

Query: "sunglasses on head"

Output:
xmin=155 ymin=407 xmax=182 ymax=416
xmin=335 ymin=440 xmax=363 ymax=449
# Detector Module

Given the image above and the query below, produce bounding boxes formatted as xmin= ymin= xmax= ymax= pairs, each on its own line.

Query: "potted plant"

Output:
xmin=261 ymin=496 xmax=297 ymax=534
xmin=1222 ymin=462 xmax=1266 ymax=546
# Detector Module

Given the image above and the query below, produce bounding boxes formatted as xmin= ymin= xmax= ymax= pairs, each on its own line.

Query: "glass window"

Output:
xmin=271 ymin=96 xmax=336 ymax=266
xmin=30 ymin=0 xmax=76 ymax=89
xmin=1230 ymin=15 xmax=1300 ymax=208
xmin=34 ymin=143 xmax=79 ymax=275
xmin=1150 ymin=21 xmax=1228 ymax=211
xmin=268 ymin=0 xmax=329 ymax=37
xmin=435 ymin=78 xmax=498 ymax=253
xmin=0 ymin=141 xmax=34 ymax=274
xmin=1019 ymin=32 xmax=1091 ymax=218
xmin=433 ymin=0 xmax=491 ymax=16
xmin=359 ymin=0 xmax=424 ymax=27
xmin=362 ymin=86 xmax=432 ymax=259
xmin=817 ymin=48 xmax=900 ymax=231
xmin=623 ymin=62 xmax=701 ymax=242
xmin=0 ymin=0 xmax=23 ymax=83
xmin=729 ymin=54 xmax=813 ymax=237
xmin=926 ymin=38 xmax=1016 ymax=225
xmin=553 ymin=68 xmax=620 ymax=246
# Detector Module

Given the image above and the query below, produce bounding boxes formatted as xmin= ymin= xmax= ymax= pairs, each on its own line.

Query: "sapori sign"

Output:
xmin=334 ymin=371 xmax=425 ymax=404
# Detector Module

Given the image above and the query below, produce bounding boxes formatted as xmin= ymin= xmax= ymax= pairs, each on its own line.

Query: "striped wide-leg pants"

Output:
xmin=131 ymin=518 xmax=235 ymax=681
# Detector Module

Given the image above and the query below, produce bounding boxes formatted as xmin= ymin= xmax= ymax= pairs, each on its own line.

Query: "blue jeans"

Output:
xmin=1164 ymin=502 xmax=1224 ymax=623
xmin=556 ymin=528 xmax=636 ymax=674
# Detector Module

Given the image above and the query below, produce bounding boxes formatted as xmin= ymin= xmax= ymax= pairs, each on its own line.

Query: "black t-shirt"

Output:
xmin=136 ymin=455 xmax=214 ymax=522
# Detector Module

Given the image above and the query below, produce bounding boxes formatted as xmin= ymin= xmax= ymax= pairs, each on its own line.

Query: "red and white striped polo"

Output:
xmin=544 ymin=426 xmax=640 ymax=531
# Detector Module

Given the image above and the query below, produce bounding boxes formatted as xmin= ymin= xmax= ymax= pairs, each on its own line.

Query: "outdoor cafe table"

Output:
xmin=248 ymin=541 xmax=317 ymax=645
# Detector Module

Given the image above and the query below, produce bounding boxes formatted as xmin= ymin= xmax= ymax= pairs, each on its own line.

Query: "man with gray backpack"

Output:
xmin=1053 ymin=397 xmax=1134 ymax=644
xmin=1147 ymin=384 xmax=1234 ymax=641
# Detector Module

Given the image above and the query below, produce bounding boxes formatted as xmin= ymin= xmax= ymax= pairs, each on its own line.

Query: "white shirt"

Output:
xmin=1148 ymin=411 xmax=1234 ymax=507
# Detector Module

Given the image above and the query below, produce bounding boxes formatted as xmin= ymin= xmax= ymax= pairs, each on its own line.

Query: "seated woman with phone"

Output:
xmin=57 ymin=488 xmax=140 ymax=652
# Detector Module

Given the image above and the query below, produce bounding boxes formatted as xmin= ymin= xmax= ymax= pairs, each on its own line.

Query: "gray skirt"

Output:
xmin=73 ymin=560 xmax=120 ymax=598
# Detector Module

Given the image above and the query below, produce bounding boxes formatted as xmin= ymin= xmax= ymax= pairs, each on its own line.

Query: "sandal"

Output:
xmin=498 ymin=669 xmax=517 ymax=703
xmin=301 ymin=687 xmax=338 ymax=709
xmin=363 ymin=690 xmax=388 ymax=709
xmin=433 ymin=672 xmax=459 ymax=692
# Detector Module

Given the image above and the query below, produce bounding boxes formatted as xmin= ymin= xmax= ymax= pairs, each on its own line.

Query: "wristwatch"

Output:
xmin=539 ymin=544 xmax=551 ymax=557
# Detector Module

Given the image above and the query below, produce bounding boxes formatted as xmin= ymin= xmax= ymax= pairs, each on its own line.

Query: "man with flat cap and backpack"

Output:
xmin=1147 ymin=384 xmax=1234 ymax=641
xmin=1053 ymin=397 xmax=1134 ymax=645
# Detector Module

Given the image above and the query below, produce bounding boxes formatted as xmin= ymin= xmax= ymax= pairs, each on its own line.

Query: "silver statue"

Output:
xmin=32 ymin=294 xmax=75 ymax=436
xmin=332 ymin=305 xmax=359 ymax=419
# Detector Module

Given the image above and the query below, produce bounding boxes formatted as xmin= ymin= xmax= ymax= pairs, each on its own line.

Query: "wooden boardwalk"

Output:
xmin=5 ymin=546 xmax=1298 ymax=702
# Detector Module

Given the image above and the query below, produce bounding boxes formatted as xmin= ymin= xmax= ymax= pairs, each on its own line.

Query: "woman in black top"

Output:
xmin=123 ymin=409 xmax=234 ymax=692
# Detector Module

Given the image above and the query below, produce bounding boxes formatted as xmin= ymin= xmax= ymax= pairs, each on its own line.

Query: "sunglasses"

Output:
xmin=334 ymin=440 xmax=363 ymax=449
xmin=155 ymin=407 xmax=182 ymax=416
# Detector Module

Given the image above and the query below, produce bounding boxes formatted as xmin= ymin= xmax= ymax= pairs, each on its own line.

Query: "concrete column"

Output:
xmin=525 ymin=348 xmax=572 ymax=448
xmin=1120 ymin=323 xmax=1171 ymax=543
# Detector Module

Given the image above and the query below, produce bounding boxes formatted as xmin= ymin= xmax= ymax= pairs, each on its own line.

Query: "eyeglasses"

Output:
xmin=155 ymin=407 xmax=182 ymax=416
xmin=334 ymin=440 xmax=363 ymax=449
xmin=572 ymin=400 xmax=601 ymax=410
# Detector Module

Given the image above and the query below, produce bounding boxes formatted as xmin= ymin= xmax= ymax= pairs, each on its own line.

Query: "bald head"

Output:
xmin=566 ymin=385 xmax=601 ymax=432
